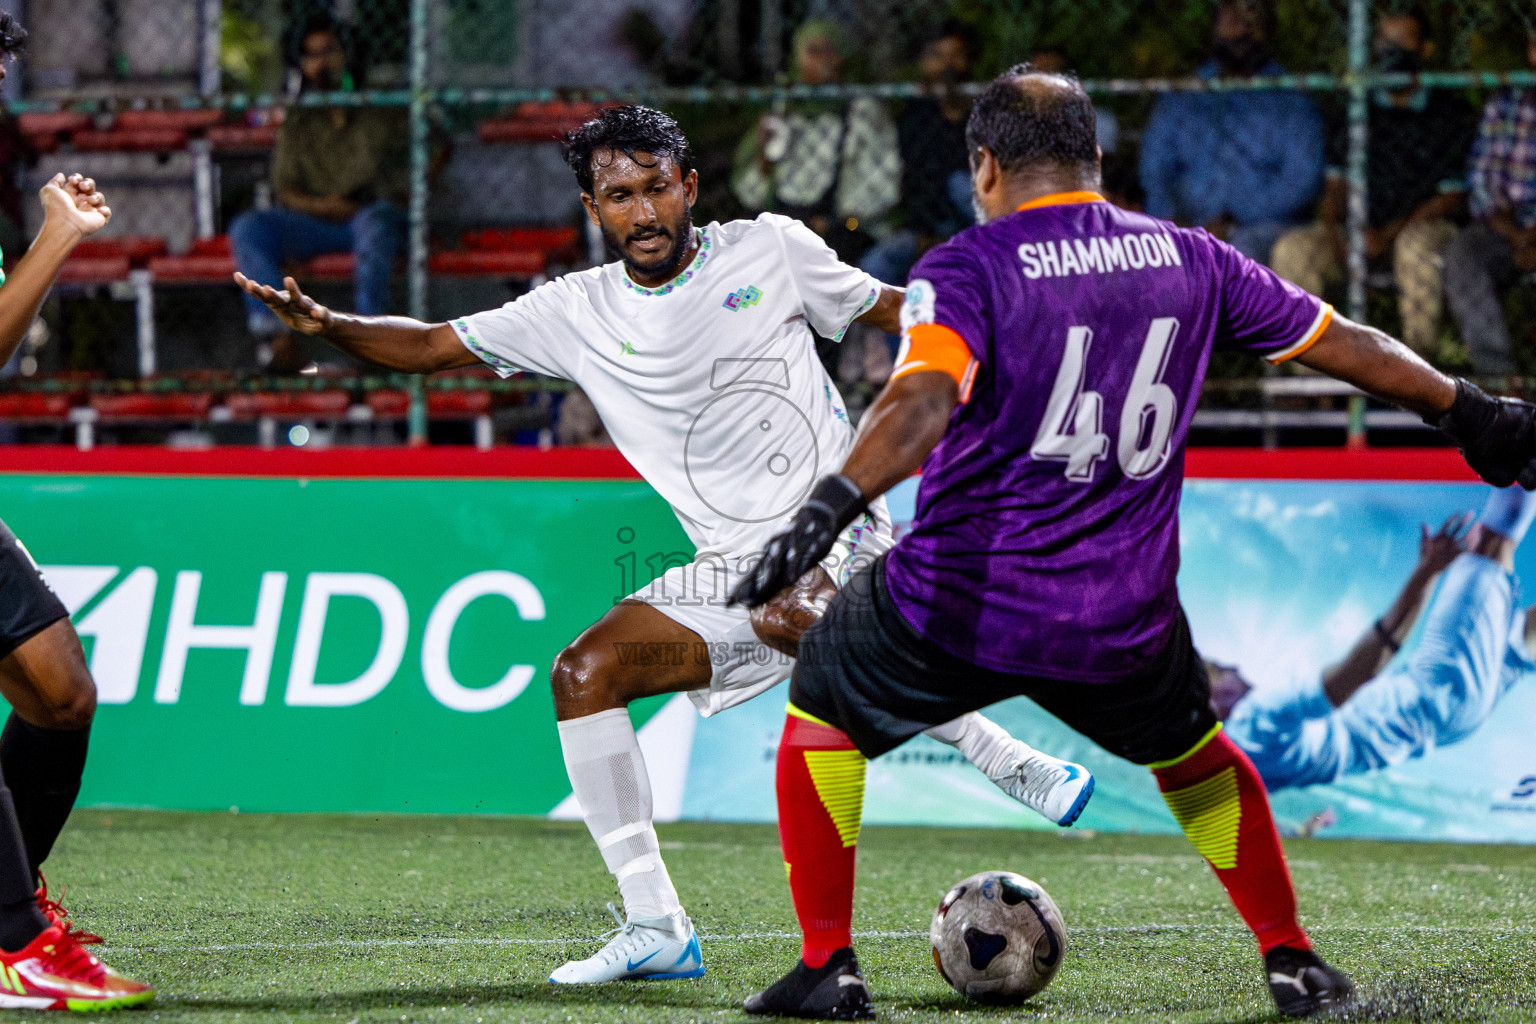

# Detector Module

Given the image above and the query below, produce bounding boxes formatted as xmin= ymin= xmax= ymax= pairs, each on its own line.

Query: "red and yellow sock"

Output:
xmin=776 ymin=704 xmax=866 ymax=968
xmin=1151 ymin=724 xmax=1310 ymax=954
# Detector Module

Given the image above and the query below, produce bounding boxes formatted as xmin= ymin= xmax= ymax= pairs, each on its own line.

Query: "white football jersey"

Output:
xmin=451 ymin=213 xmax=883 ymax=556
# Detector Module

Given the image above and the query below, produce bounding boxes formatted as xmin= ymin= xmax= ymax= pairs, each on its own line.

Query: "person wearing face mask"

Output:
xmin=1272 ymin=9 xmax=1473 ymax=361
xmin=1443 ymin=28 xmax=1536 ymax=375
xmin=1138 ymin=0 xmax=1324 ymax=265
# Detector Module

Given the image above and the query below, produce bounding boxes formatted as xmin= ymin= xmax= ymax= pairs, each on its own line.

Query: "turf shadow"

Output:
xmin=161 ymin=980 xmax=754 ymax=1016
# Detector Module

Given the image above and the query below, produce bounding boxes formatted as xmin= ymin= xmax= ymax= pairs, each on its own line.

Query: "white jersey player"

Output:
xmin=236 ymin=105 xmax=1095 ymax=985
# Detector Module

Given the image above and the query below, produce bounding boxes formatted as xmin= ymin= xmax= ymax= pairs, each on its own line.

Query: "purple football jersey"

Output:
xmin=884 ymin=194 xmax=1330 ymax=681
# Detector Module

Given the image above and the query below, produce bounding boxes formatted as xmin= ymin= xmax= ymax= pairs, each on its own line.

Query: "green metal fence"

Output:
xmin=4 ymin=0 xmax=1536 ymax=445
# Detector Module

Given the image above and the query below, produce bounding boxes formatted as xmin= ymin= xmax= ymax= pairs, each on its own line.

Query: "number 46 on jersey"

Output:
xmin=1031 ymin=317 xmax=1180 ymax=483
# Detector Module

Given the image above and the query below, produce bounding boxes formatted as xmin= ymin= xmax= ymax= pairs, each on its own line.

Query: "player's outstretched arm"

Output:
xmin=1319 ymin=512 xmax=1471 ymax=707
xmin=0 ymin=173 xmax=111 ymax=367
xmin=1297 ymin=314 xmax=1536 ymax=489
xmin=728 ymin=370 xmax=957 ymax=608
xmin=232 ymin=272 xmax=478 ymax=374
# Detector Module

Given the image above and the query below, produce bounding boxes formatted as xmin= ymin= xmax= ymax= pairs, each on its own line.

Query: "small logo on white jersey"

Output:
xmin=723 ymin=286 xmax=762 ymax=311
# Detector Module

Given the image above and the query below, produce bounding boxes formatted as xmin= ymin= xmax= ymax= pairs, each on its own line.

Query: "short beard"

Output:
xmin=604 ymin=203 xmax=696 ymax=280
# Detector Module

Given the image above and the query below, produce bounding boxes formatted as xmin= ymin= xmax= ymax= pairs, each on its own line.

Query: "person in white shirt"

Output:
xmin=235 ymin=105 xmax=1094 ymax=985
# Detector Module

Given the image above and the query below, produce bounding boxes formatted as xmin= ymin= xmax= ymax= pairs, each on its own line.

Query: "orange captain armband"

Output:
xmin=891 ymin=323 xmax=979 ymax=402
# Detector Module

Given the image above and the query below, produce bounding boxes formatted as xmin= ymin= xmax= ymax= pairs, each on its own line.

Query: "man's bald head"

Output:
xmin=964 ymin=65 xmax=1099 ymax=183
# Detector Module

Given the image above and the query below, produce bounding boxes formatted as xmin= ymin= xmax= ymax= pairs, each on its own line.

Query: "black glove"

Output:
xmin=727 ymin=474 xmax=866 ymax=608
xmin=1428 ymin=378 xmax=1536 ymax=490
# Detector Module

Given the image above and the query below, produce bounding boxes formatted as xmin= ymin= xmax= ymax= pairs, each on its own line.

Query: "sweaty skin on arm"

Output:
xmin=232 ymin=273 xmax=479 ymax=373
xmin=839 ymin=368 xmax=959 ymax=501
xmin=1291 ymin=311 xmax=1457 ymax=417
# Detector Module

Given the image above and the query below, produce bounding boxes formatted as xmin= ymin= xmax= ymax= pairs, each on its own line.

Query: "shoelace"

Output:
xmin=35 ymin=876 xmax=103 ymax=946
xmin=590 ymin=903 xmax=649 ymax=966
xmin=37 ymin=929 xmax=103 ymax=984
xmin=1004 ymin=754 xmax=1073 ymax=810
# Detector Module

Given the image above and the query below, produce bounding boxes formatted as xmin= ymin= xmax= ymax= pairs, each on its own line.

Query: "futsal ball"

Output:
xmin=930 ymin=871 xmax=1065 ymax=1003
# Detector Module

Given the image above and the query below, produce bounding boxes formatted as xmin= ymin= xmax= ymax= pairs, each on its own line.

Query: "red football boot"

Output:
xmin=0 ymin=921 xmax=154 ymax=1010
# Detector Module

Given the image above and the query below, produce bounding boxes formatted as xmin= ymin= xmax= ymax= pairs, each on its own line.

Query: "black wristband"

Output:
xmin=804 ymin=474 xmax=867 ymax=533
xmin=1372 ymin=619 xmax=1400 ymax=654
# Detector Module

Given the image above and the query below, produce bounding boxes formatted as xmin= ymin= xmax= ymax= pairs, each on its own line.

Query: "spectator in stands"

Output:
xmin=1271 ymin=9 xmax=1473 ymax=360
xmin=858 ymin=19 xmax=980 ymax=290
xmin=731 ymin=19 xmax=900 ymax=267
xmin=1443 ymin=28 xmax=1536 ymax=376
xmin=230 ymin=13 xmax=407 ymax=370
xmin=1138 ymin=0 xmax=1324 ymax=264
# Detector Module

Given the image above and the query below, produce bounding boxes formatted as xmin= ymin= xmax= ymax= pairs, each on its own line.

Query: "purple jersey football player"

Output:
xmin=731 ymin=66 xmax=1536 ymax=1021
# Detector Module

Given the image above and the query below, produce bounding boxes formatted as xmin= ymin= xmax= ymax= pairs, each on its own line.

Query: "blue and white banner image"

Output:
xmin=632 ymin=479 xmax=1536 ymax=843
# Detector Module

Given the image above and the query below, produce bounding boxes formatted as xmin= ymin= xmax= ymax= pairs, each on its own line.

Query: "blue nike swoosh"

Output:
xmin=1061 ymin=765 xmax=1081 ymax=783
xmin=627 ymin=949 xmax=662 ymax=972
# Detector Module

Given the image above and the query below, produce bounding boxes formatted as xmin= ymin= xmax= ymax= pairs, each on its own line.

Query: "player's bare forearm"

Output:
xmin=839 ymin=370 xmax=957 ymax=500
xmin=0 ymin=222 xmax=81 ymax=366
xmin=233 ymin=271 xmax=475 ymax=373
xmin=853 ymin=285 xmax=905 ymax=336
xmin=323 ymin=314 xmax=477 ymax=373
xmin=1295 ymin=313 xmax=1456 ymax=418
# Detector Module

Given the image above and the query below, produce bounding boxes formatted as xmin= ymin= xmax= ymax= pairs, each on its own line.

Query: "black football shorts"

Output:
xmin=789 ymin=552 xmax=1217 ymax=765
xmin=0 ymin=517 xmax=69 ymax=661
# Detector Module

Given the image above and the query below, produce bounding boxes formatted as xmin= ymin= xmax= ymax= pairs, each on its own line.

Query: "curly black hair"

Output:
xmin=562 ymin=105 xmax=693 ymax=196
xmin=964 ymin=65 xmax=1098 ymax=178
xmin=0 ymin=12 xmax=27 ymax=59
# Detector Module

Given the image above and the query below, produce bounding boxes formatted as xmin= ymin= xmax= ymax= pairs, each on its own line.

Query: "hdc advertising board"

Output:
xmin=5 ymin=449 xmax=1533 ymax=841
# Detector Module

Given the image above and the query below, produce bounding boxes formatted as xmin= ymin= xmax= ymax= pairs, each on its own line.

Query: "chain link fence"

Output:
xmin=0 ymin=0 xmax=1534 ymax=446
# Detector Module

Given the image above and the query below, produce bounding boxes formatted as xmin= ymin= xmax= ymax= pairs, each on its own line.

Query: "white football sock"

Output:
xmin=923 ymin=712 xmax=1023 ymax=780
xmin=557 ymin=708 xmax=682 ymax=922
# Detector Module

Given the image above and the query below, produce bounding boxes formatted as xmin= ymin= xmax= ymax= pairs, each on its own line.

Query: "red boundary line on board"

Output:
xmin=0 ymin=445 xmax=1480 ymax=482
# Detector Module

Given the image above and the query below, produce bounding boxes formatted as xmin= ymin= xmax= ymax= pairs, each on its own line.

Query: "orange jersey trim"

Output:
xmin=1264 ymin=303 xmax=1334 ymax=365
xmin=1016 ymin=190 xmax=1107 ymax=212
xmin=892 ymin=323 xmax=979 ymax=403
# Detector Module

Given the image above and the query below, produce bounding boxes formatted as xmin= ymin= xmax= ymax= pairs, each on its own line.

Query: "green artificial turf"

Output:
xmin=24 ymin=810 xmax=1536 ymax=1023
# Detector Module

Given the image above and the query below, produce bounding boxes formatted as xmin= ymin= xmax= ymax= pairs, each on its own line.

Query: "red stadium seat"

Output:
xmin=462 ymin=225 xmax=580 ymax=261
xmin=113 ymin=110 xmax=225 ymax=133
xmin=88 ymin=392 xmax=214 ymax=420
xmin=16 ymin=112 xmax=93 ymax=136
xmin=428 ymin=249 xmax=546 ymax=277
xmin=365 ymin=389 xmax=494 ymax=418
xmin=428 ymin=390 xmax=494 ymax=416
xmin=302 ymin=252 xmax=356 ymax=279
xmin=56 ymin=256 xmax=131 ymax=284
xmin=71 ymin=236 xmax=168 ymax=267
xmin=0 ymin=394 xmax=74 ymax=420
xmin=147 ymin=236 xmax=235 ymax=283
xmin=476 ymin=101 xmax=618 ymax=144
xmin=70 ymin=128 xmax=189 ymax=153
xmin=223 ymin=390 xmax=352 ymax=420
xmin=207 ymin=122 xmax=280 ymax=152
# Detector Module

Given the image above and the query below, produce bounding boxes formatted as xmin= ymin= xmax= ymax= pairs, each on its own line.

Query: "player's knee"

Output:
xmin=549 ymin=639 xmax=626 ymax=712
xmin=749 ymin=603 xmax=802 ymax=659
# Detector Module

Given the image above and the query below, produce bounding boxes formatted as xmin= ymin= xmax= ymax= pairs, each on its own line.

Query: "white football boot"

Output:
xmin=991 ymin=745 xmax=1096 ymax=826
xmin=549 ymin=903 xmax=705 ymax=983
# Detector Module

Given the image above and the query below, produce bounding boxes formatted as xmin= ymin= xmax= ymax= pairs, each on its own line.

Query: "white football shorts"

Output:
xmin=626 ymin=507 xmax=894 ymax=716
